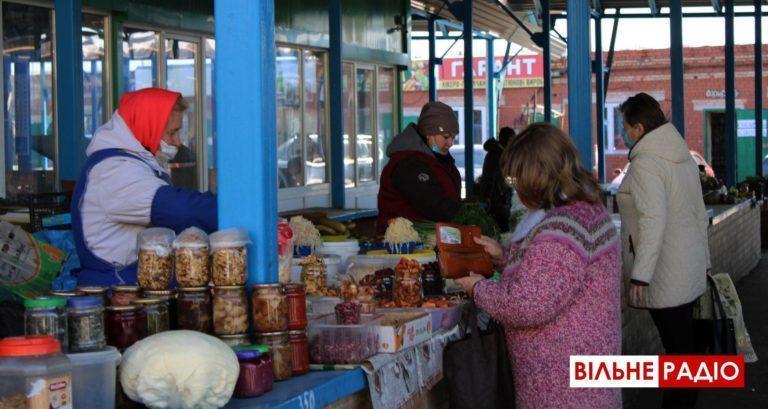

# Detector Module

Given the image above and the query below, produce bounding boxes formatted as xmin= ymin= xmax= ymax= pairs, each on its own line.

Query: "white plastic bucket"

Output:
xmin=316 ymin=239 xmax=360 ymax=273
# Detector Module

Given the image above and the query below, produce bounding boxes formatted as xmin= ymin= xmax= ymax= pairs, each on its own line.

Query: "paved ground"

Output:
xmin=626 ymin=255 xmax=768 ymax=409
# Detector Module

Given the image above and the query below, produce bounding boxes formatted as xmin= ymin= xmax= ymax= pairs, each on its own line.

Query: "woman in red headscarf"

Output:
xmin=71 ymin=88 xmax=217 ymax=286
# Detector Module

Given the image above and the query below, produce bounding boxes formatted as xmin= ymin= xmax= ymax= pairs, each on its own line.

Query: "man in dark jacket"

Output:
xmin=377 ymin=102 xmax=461 ymax=233
xmin=478 ymin=127 xmax=515 ymax=231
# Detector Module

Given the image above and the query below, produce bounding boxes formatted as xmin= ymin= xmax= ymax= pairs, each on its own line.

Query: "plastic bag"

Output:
xmin=173 ymin=227 xmax=210 ymax=287
xmin=210 ymin=228 xmax=251 ymax=286
xmin=137 ymin=228 xmax=175 ymax=289
xmin=0 ymin=222 xmax=65 ymax=299
xmin=278 ymin=219 xmax=294 ymax=283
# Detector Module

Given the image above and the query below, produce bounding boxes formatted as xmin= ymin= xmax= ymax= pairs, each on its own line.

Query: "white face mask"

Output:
xmin=159 ymin=139 xmax=178 ymax=160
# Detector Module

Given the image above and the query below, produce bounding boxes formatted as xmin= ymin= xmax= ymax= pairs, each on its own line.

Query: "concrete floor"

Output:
xmin=625 ymin=254 xmax=768 ymax=409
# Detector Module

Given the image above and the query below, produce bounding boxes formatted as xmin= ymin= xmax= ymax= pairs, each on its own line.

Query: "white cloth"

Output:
xmin=80 ymin=111 xmax=170 ymax=267
xmin=510 ymin=209 xmax=546 ymax=243
xmin=617 ymin=123 xmax=710 ymax=308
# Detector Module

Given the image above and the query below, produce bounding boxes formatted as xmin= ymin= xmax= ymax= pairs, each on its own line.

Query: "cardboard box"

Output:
xmin=377 ymin=311 xmax=432 ymax=353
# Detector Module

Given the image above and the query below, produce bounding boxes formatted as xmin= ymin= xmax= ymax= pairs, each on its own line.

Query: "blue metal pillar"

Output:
xmin=14 ymin=59 xmax=31 ymax=173
xmin=725 ymin=0 xmax=737 ymax=186
xmin=542 ymin=0 xmax=552 ymax=123
xmin=214 ymin=0 xmax=277 ymax=285
xmin=670 ymin=0 xmax=686 ymax=137
xmin=54 ymin=0 xmax=85 ymax=182
xmin=3 ymin=57 xmax=12 ymax=171
xmin=428 ymin=17 xmax=438 ymax=102
xmin=755 ymin=0 xmax=764 ymax=176
xmin=567 ymin=0 xmax=593 ymax=171
xmin=463 ymin=0 xmax=475 ymax=197
xmin=594 ymin=16 xmax=606 ymax=183
xmin=487 ymin=38 xmax=495 ymax=139
xmin=329 ymin=0 xmax=345 ymax=208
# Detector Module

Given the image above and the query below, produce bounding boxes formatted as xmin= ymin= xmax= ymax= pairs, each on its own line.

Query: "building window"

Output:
xmin=82 ymin=13 xmax=107 ymax=140
xmin=605 ymin=103 xmax=629 ymax=153
xmin=165 ymin=37 xmax=200 ymax=190
xmin=122 ymin=28 xmax=159 ymax=92
xmin=356 ymin=68 xmax=374 ymax=183
xmin=377 ymin=67 xmax=395 ymax=169
xmin=303 ymin=49 xmax=327 ymax=185
xmin=204 ymin=38 xmax=215 ymax=192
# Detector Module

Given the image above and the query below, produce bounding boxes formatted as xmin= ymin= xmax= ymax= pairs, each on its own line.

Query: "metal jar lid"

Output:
xmin=112 ymin=285 xmax=140 ymax=293
xmin=77 ymin=286 xmax=109 ymax=294
xmin=131 ymin=298 xmax=164 ymax=306
xmin=178 ymin=287 xmax=209 ymax=292
xmin=106 ymin=305 xmax=138 ymax=312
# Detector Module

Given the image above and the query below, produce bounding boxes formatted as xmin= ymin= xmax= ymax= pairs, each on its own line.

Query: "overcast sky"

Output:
xmin=411 ymin=6 xmax=767 ymax=59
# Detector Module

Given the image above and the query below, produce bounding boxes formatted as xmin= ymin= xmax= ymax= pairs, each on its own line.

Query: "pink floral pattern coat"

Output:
xmin=474 ymin=201 xmax=622 ymax=409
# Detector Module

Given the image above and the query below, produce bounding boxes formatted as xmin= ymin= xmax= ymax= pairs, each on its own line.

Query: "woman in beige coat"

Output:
xmin=616 ymin=93 xmax=709 ymax=409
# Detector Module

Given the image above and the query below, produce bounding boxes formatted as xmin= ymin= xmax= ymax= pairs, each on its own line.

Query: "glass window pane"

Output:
xmin=2 ymin=3 xmax=56 ymax=197
xmin=204 ymin=38 xmax=216 ymax=192
xmin=343 ymin=63 xmax=355 ymax=187
xmin=356 ymin=68 xmax=374 ymax=183
xmin=82 ymin=14 xmax=106 ymax=140
xmin=276 ymin=47 xmax=302 ymax=188
xmin=165 ymin=38 xmax=199 ymax=191
xmin=303 ymin=50 xmax=327 ymax=185
xmin=472 ymin=110 xmax=483 ymax=144
xmin=377 ymin=67 xmax=394 ymax=171
xmin=122 ymin=28 xmax=158 ymax=92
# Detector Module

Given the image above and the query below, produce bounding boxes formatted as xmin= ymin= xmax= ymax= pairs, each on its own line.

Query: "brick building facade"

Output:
xmin=403 ymin=44 xmax=768 ymax=182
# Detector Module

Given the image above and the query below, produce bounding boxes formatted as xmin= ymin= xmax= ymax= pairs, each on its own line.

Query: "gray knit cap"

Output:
xmin=417 ymin=101 xmax=459 ymax=137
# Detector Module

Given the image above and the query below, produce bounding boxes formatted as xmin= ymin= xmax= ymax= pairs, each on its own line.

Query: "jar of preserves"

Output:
xmin=288 ymin=330 xmax=309 ymax=376
xmin=106 ymin=305 xmax=147 ymax=352
xmin=284 ymin=283 xmax=307 ymax=331
xmin=177 ymin=287 xmax=212 ymax=333
xmin=137 ymin=228 xmax=175 ymax=290
xmin=420 ymin=262 xmax=443 ymax=297
xmin=110 ymin=285 xmax=141 ymax=306
xmin=67 ymin=296 xmax=105 ymax=353
xmin=394 ymin=278 xmax=422 ymax=308
xmin=77 ymin=286 xmax=109 ymax=306
xmin=255 ymin=332 xmax=292 ymax=381
xmin=143 ymin=289 xmax=178 ymax=329
xmin=251 ymin=284 xmax=288 ymax=333
xmin=23 ymin=297 xmax=68 ymax=353
xmin=219 ymin=334 xmax=251 ymax=348
xmin=233 ymin=349 xmax=274 ymax=398
xmin=0 ymin=336 xmax=73 ymax=408
xmin=132 ymin=298 xmax=170 ymax=335
xmin=174 ymin=227 xmax=211 ymax=287
xmin=212 ymin=286 xmax=248 ymax=335
xmin=210 ymin=228 xmax=250 ymax=286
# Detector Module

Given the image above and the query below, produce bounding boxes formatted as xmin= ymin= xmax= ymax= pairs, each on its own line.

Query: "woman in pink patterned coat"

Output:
xmin=457 ymin=123 xmax=622 ymax=409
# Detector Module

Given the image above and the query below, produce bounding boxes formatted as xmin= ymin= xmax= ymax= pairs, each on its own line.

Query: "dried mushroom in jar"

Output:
xmin=137 ymin=228 xmax=175 ymax=290
xmin=213 ymin=286 xmax=249 ymax=335
xmin=212 ymin=247 xmax=247 ymax=286
xmin=174 ymin=227 xmax=211 ymax=287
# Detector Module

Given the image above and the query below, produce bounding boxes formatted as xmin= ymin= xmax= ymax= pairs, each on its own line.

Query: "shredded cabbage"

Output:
xmin=289 ymin=216 xmax=323 ymax=248
xmin=384 ymin=217 xmax=420 ymax=244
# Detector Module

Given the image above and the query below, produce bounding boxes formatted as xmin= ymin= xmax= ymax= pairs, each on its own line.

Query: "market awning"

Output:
xmin=411 ymin=0 xmax=567 ymax=58
xmin=504 ymin=0 xmax=760 ymax=11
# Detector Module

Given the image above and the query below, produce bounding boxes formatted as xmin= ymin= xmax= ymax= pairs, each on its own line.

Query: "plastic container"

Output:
xmin=210 ymin=228 xmax=251 ymax=286
xmin=66 ymin=346 xmax=121 ymax=409
xmin=307 ymin=314 xmax=382 ymax=364
xmin=384 ymin=301 xmax=465 ymax=330
xmin=307 ymin=296 xmax=341 ymax=315
xmin=320 ymin=255 xmax=341 ymax=287
xmin=346 ymin=256 xmax=394 ymax=282
xmin=173 ymin=227 xmax=211 ymax=288
xmin=137 ymin=228 xmax=175 ymax=290
xmin=67 ymin=296 xmax=106 ymax=353
xmin=385 ymin=241 xmax=421 ymax=255
xmin=24 ymin=296 xmax=68 ymax=353
xmin=0 ymin=336 xmax=73 ymax=408
xmin=315 ymin=239 xmax=360 ymax=273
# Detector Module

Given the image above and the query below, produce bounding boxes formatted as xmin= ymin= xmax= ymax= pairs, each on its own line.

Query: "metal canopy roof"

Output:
xmin=502 ymin=0 xmax=763 ymax=12
xmin=411 ymin=0 xmax=567 ymax=58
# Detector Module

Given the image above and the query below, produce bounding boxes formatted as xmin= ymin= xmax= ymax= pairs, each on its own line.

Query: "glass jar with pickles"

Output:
xmin=132 ymin=298 xmax=170 ymax=335
xmin=24 ymin=297 xmax=68 ymax=352
xmin=251 ymin=284 xmax=288 ymax=333
xmin=177 ymin=287 xmax=212 ymax=333
xmin=143 ymin=289 xmax=178 ymax=329
xmin=212 ymin=286 xmax=248 ymax=335
xmin=255 ymin=332 xmax=292 ymax=381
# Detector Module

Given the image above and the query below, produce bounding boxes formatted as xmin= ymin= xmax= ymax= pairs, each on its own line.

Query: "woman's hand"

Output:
xmin=473 ymin=235 xmax=504 ymax=261
xmin=455 ymin=273 xmax=485 ymax=297
xmin=629 ymin=284 xmax=645 ymax=307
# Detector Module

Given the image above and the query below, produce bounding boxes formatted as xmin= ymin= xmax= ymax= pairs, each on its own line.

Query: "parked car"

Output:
xmin=609 ymin=150 xmax=715 ymax=188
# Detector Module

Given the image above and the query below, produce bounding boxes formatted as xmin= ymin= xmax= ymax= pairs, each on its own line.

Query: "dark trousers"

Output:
xmin=649 ymin=300 xmax=699 ymax=409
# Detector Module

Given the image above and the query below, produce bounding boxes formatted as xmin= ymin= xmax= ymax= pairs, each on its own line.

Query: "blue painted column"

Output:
xmin=463 ymin=0 xmax=475 ymax=197
xmin=670 ymin=0 xmax=686 ymax=137
xmin=428 ymin=17 xmax=438 ymax=102
xmin=542 ymin=0 xmax=552 ymax=123
xmin=594 ymin=16 xmax=606 ymax=183
xmin=214 ymin=0 xmax=277 ymax=285
xmin=725 ymin=0 xmax=737 ymax=186
xmin=3 ymin=57 xmax=12 ymax=171
xmin=329 ymin=0 xmax=345 ymax=208
xmin=54 ymin=0 xmax=85 ymax=182
xmin=487 ymin=38 xmax=495 ymax=139
xmin=756 ymin=0 xmax=764 ymax=176
xmin=14 ymin=59 xmax=31 ymax=173
xmin=567 ymin=0 xmax=593 ymax=171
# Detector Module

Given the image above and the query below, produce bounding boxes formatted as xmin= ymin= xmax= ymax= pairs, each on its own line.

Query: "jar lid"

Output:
xmin=50 ymin=290 xmax=83 ymax=297
xmin=214 ymin=285 xmax=246 ymax=290
xmin=143 ymin=290 xmax=177 ymax=296
xmin=283 ymin=283 xmax=306 ymax=290
xmin=112 ymin=285 xmax=140 ymax=293
xmin=106 ymin=305 xmax=138 ymax=312
xmin=24 ymin=296 xmax=66 ymax=309
xmin=235 ymin=350 xmax=260 ymax=360
xmin=288 ymin=330 xmax=307 ymax=336
xmin=0 ymin=336 xmax=61 ymax=357
xmin=235 ymin=344 xmax=271 ymax=354
xmin=77 ymin=286 xmax=108 ymax=294
xmin=131 ymin=298 xmax=164 ymax=306
xmin=252 ymin=283 xmax=281 ymax=289
xmin=219 ymin=334 xmax=249 ymax=339
xmin=67 ymin=296 xmax=103 ymax=308
xmin=179 ymin=287 xmax=209 ymax=292
xmin=254 ymin=331 xmax=289 ymax=337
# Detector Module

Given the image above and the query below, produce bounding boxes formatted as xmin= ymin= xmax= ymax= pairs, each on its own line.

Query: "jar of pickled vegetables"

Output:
xmin=143 ymin=289 xmax=178 ymax=329
xmin=177 ymin=287 xmax=212 ymax=333
xmin=131 ymin=298 xmax=170 ymax=335
xmin=23 ymin=297 xmax=68 ymax=353
xmin=254 ymin=332 xmax=292 ymax=381
xmin=110 ymin=285 xmax=141 ymax=306
xmin=251 ymin=284 xmax=288 ymax=333
xmin=106 ymin=305 xmax=147 ymax=352
xmin=212 ymin=286 xmax=248 ymax=335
